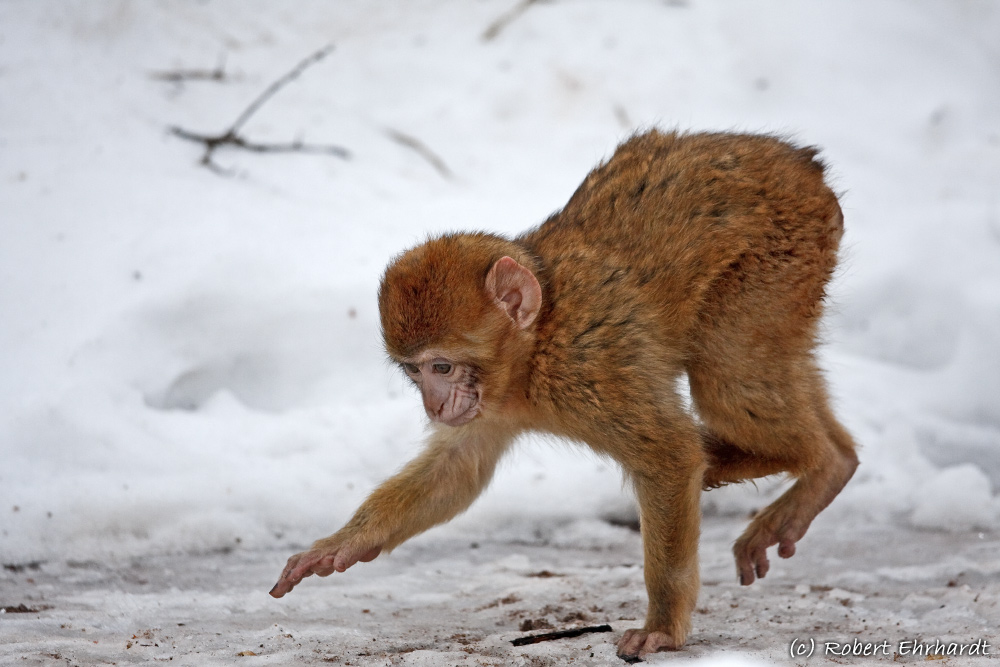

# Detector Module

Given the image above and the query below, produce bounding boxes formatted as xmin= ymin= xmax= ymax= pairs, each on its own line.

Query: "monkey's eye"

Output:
xmin=432 ymin=363 xmax=453 ymax=375
xmin=402 ymin=363 xmax=420 ymax=375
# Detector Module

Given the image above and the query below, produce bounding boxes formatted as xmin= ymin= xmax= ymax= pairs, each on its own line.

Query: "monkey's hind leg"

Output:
xmin=701 ymin=429 xmax=791 ymax=489
xmin=690 ymin=361 xmax=858 ymax=585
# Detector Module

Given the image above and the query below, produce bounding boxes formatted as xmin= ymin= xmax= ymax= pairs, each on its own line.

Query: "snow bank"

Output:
xmin=2 ymin=1 xmax=999 ymax=568
xmin=911 ymin=464 xmax=997 ymax=531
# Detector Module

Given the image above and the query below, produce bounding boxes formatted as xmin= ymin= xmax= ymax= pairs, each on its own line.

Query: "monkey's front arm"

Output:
xmin=270 ymin=424 xmax=513 ymax=598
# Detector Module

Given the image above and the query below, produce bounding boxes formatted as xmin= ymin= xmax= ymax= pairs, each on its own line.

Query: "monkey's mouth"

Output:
xmin=440 ymin=405 xmax=480 ymax=427
xmin=435 ymin=389 xmax=480 ymax=427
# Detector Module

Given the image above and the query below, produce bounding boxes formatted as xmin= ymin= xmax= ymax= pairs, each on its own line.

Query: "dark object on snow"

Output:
xmin=169 ymin=44 xmax=349 ymax=174
xmin=510 ymin=623 xmax=613 ymax=646
xmin=2 ymin=603 xmax=51 ymax=613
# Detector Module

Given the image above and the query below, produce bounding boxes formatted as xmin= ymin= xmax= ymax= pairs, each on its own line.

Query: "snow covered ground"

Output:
xmin=2 ymin=1 xmax=999 ymax=664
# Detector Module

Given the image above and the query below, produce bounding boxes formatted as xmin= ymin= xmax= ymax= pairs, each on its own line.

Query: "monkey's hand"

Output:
xmin=269 ymin=536 xmax=382 ymax=598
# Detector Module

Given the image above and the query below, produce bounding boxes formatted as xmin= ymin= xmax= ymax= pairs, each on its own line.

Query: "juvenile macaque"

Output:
xmin=270 ymin=130 xmax=858 ymax=659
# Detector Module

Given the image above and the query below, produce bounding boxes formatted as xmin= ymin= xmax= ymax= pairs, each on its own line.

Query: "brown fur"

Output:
xmin=270 ymin=130 xmax=858 ymax=659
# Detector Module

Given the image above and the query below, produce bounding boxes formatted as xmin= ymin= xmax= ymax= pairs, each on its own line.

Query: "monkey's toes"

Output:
xmin=734 ymin=535 xmax=772 ymax=586
xmin=734 ymin=506 xmax=814 ymax=584
xmin=777 ymin=538 xmax=797 ymax=559
xmin=617 ymin=628 xmax=680 ymax=660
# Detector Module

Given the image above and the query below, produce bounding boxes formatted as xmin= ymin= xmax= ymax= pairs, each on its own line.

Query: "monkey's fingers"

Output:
xmin=333 ymin=544 xmax=382 ymax=572
xmin=270 ymin=570 xmax=304 ymax=598
xmin=269 ymin=575 xmax=295 ymax=598
xmin=270 ymin=551 xmax=327 ymax=598
xmin=311 ymin=554 xmax=339 ymax=577
xmin=279 ymin=552 xmax=304 ymax=581
xmin=269 ymin=553 xmax=303 ymax=597
xmin=287 ymin=551 xmax=331 ymax=581
xmin=271 ymin=544 xmax=382 ymax=596
xmin=358 ymin=546 xmax=382 ymax=562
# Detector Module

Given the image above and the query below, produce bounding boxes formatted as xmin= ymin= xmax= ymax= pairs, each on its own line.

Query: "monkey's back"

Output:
xmin=521 ymin=130 xmax=843 ymax=358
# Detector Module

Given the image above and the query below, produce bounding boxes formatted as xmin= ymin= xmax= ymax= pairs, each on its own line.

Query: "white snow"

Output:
xmin=911 ymin=464 xmax=996 ymax=532
xmin=1 ymin=1 xmax=999 ymax=665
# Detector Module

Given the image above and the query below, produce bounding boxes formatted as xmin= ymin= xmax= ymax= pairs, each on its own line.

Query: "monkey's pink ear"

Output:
xmin=485 ymin=256 xmax=542 ymax=329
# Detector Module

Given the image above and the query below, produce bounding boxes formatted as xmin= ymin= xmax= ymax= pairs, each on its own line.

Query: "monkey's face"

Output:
xmin=378 ymin=233 xmax=543 ymax=427
xmin=398 ymin=350 xmax=481 ymax=426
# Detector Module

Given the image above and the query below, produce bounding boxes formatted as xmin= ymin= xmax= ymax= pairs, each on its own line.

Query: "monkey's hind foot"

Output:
xmin=732 ymin=511 xmax=806 ymax=586
xmin=616 ymin=627 xmax=683 ymax=660
xmin=733 ymin=447 xmax=858 ymax=585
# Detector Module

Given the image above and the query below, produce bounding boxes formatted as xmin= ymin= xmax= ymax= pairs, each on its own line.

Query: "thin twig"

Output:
xmin=169 ymin=127 xmax=348 ymax=156
xmin=386 ymin=128 xmax=452 ymax=179
xmin=510 ymin=623 xmax=613 ymax=646
xmin=229 ymin=44 xmax=334 ymax=134
xmin=150 ymin=67 xmax=227 ymax=82
xmin=482 ymin=0 xmax=542 ymax=41
xmin=169 ymin=44 xmax=348 ymax=173
xmin=150 ymin=55 xmax=228 ymax=83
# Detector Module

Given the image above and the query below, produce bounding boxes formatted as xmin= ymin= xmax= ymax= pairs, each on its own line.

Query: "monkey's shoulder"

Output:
xmin=531 ymin=255 xmax=672 ymax=372
xmin=526 ymin=278 xmax=680 ymax=437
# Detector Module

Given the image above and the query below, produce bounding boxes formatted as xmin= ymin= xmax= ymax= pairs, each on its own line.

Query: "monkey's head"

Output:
xmin=378 ymin=233 xmax=542 ymax=426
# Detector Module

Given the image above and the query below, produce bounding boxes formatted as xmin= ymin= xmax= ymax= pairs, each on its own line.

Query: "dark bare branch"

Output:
xmin=386 ymin=128 xmax=452 ymax=179
xmin=229 ymin=44 xmax=335 ymax=134
xmin=168 ymin=44 xmax=348 ymax=174
xmin=482 ymin=0 xmax=543 ymax=41
xmin=233 ymin=139 xmax=349 ymax=157
xmin=150 ymin=55 xmax=228 ymax=83
xmin=510 ymin=623 xmax=613 ymax=646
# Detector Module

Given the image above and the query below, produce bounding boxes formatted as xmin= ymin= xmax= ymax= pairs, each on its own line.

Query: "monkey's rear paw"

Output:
xmin=616 ymin=628 xmax=681 ymax=660
xmin=733 ymin=520 xmax=804 ymax=586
